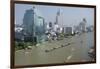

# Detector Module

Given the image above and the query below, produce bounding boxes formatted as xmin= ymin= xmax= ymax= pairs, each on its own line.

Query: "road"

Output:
xmin=15 ymin=32 xmax=94 ymax=66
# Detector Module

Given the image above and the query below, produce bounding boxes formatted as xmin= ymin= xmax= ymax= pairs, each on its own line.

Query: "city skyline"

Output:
xmin=14 ymin=3 xmax=96 ymax=67
xmin=15 ymin=4 xmax=94 ymax=27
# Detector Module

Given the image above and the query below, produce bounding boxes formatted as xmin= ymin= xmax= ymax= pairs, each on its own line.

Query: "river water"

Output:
xmin=15 ymin=32 xmax=94 ymax=66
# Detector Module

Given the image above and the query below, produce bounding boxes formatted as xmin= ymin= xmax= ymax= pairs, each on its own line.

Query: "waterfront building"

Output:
xmin=23 ymin=7 xmax=46 ymax=44
xmin=63 ymin=27 xmax=73 ymax=35
xmin=86 ymin=25 xmax=94 ymax=32
xmin=15 ymin=24 xmax=24 ymax=41
xmin=79 ymin=18 xmax=87 ymax=32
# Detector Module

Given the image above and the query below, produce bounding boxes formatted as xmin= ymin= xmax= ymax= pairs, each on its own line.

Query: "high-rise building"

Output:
xmin=79 ymin=18 xmax=87 ymax=32
xmin=23 ymin=7 xmax=46 ymax=43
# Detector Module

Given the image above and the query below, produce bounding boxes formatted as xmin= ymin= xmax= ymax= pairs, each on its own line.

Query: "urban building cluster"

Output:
xmin=15 ymin=7 xmax=94 ymax=46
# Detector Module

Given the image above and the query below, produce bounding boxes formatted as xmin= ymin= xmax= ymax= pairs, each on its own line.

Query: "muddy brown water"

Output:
xmin=15 ymin=32 xmax=94 ymax=66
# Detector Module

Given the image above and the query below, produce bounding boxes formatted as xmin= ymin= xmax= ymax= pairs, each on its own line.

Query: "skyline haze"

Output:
xmin=15 ymin=4 xmax=94 ymax=27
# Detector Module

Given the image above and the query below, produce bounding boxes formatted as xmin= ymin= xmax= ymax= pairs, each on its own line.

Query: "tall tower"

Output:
xmin=56 ymin=9 xmax=60 ymax=24
xmin=32 ymin=6 xmax=35 ymax=37
xmin=82 ymin=18 xmax=87 ymax=32
xmin=79 ymin=18 xmax=87 ymax=33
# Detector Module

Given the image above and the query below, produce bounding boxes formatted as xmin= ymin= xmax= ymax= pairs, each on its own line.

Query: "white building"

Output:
xmin=79 ymin=18 xmax=87 ymax=32
xmin=15 ymin=24 xmax=23 ymax=41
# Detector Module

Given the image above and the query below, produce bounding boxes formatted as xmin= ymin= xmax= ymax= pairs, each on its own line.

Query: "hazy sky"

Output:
xmin=15 ymin=4 xmax=94 ymax=27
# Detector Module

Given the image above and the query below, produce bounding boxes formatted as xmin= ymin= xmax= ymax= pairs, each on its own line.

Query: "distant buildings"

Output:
xmin=79 ymin=18 xmax=87 ymax=32
xmin=15 ymin=6 xmax=91 ymax=46
xmin=73 ymin=18 xmax=87 ymax=34
xmin=15 ymin=24 xmax=23 ymax=41
xmin=86 ymin=25 xmax=94 ymax=32
xmin=73 ymin=25 xmax=80 ymax=34
xmin=62 ymin=27 xmax=73 ymax=35
xmin=46 ymin=22 xmax=53 ymax=34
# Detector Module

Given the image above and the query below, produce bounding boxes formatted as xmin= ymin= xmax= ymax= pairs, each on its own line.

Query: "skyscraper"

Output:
xmin=79 ymin=18 xmax=87 ymax=32
xmin=23 ymin=7 xmax=46 ymax=44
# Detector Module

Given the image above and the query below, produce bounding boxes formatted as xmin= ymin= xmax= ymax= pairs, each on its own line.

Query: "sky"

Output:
xmin=15 ymin=4 xmax=94 ymax=27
